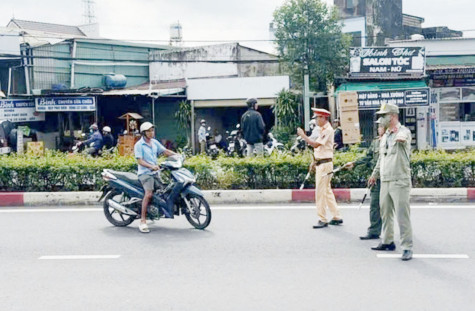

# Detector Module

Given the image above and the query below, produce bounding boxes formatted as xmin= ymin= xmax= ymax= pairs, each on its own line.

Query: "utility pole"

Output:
xmin=303 ymin=68 xmax=310 ymax=131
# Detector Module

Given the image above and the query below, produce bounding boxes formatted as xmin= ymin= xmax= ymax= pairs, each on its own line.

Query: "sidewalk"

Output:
xmin=1 ymin=188 xmax=473 ymax=206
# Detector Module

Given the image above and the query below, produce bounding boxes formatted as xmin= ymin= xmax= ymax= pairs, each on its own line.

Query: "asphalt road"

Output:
xmin=1 ymin=203 xmax=474 ymax=311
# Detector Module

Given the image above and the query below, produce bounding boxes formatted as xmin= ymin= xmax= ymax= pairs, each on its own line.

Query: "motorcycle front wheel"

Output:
xmin=184 ymin=194 xmax=212 ymax=230
xmin=103 ymin=190 xmax=136 ymax=227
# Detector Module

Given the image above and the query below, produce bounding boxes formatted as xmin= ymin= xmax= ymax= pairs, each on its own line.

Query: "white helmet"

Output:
xmin=102 ymin=126 xmax=111 ymax=133
xmin=140 ymin=122 xmax=154 ymax=133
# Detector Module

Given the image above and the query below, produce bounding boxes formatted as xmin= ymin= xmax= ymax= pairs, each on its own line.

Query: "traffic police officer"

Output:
xmin=297 ymin=108 xmax=343 ymax=229
xmin=368 ymin=103 xmax=413 ymax=261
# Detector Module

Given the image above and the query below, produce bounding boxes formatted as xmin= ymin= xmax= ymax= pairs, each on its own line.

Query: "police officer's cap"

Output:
xmin=311 ymin=108 xmax=331 ymax=117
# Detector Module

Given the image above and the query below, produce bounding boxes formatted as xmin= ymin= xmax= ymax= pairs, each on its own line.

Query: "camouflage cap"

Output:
xmin=376 ymin=103 xmax=399 ymax=115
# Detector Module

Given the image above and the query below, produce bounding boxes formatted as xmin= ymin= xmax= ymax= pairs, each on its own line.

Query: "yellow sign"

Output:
xmin=27 ymin=141 xmax=45 ymax=156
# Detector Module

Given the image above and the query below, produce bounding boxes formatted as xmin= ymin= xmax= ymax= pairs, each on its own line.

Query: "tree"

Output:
xmin=271 ymin=89 xmax=301 ymax=145
xmin=174 ymin=100 xmax=191 ymax=148
xmin=273 ymin=0 xmax=350 ymax=91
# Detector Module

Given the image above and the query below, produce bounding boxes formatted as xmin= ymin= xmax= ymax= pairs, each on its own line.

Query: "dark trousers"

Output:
xmin=368 ymin=180 xmax=382 ymax=236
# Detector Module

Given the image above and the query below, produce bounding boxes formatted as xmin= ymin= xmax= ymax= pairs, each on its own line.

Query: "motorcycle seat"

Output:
xmin=109 ymin=170 xmax=142 ymax=188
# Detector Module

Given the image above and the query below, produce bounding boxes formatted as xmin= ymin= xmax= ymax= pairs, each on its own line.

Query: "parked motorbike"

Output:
xmin=290 ymin=120 xmax=320 ymax=155
xmin=226 ymin=124 xmax=246 ymax=157
xmin=264 ymin=133 xmax=285 ymax=155
xmin=290 ymin=136 xmax=306 ymax=155
xmin=205 ymin=126 xmax=219 ymax=159
xmin=99 ymin=155 xmax=211 ymax=230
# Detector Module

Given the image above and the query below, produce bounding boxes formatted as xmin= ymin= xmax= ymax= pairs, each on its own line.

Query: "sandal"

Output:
xmin=139 ymin=222 xmax=150 ymax=233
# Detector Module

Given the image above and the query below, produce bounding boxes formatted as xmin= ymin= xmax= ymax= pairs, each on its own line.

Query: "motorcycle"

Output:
xmin=291 ymin=120 xmax=320 ymax=155
xmin=226 ymin=124 xmax=246 ymax=157
xmin=264 ymin=133 xmax=285 ymax=155
xmin=290 ymin=136 xmax=306 ymax=155
xmin=205 ymin=126 xmax=219 ymax=159
xmin=99 ymin=155 xmax=211 ymax=230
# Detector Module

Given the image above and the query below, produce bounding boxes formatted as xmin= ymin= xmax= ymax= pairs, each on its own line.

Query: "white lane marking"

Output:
xmin=211 ymin=205 xmax=475 ymax=210
xmin=377 ymin=254 xmax=469 ymax=259
xmin=39 ymin=255 xmax=120 ymax=260
xmin=0 ymin=208 xmax=101 ymax=213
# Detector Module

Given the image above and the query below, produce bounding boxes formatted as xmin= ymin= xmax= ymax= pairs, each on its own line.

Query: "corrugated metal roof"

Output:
xmin=73 ymin=38 xmax=172 ymax=50
xmin=102 ymin=88 xmax=184 ymax=96
xmin=9 ymin=19 xmax=86 ymax=36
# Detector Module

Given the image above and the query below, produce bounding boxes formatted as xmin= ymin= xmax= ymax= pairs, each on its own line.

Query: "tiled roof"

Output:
xmin=9 ymin=19 xmax=85 ymax=36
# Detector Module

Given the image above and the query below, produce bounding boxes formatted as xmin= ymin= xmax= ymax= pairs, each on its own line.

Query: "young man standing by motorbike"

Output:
xmin=241 ymin=98 xmax=265 ymax=157
xmin=134 ymin=122 xmax=177 ymax=233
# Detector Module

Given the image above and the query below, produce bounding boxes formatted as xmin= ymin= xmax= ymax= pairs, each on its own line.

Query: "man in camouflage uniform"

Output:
xmin=368 ymin=103 xmax=413 ymax=261
xmin=344 ymin=118 xmax=385 ymax=240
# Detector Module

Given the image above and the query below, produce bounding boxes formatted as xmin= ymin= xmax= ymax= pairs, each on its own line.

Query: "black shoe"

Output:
xmin=402 ymin=250 xmax=413 ymax=261
xmin=329 ymin=219 xmax=343 ymax=225
xmin=371 ymin=242 xmax=396 ymax=251
xmin=360 ymin=234 xmax=380 ymax=240
xmin=312 ymin=221 xmax=328 ymax=229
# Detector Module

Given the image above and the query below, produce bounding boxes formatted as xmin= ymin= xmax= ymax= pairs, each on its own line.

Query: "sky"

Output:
xmin=1 ymin=0 xmax=474 ymax=53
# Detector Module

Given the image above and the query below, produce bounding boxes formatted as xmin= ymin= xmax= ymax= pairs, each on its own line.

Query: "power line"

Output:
xmin=2 ymin=30 xmax=475 ymax=42
xmin=0 ymin=52 xmax=281 ymax=63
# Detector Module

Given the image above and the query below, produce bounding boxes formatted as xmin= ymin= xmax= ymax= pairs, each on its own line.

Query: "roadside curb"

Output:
xmin=1 ymin=188 xmax=473 ymax=207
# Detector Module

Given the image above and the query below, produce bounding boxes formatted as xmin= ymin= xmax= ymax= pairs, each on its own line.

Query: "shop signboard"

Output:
xmin=0 ymin=99 xmax=45 ymax=122
xmin=357 ymin=88 xmax=429 ymax=109
xmin=350 ymin=47 xmax=425 ymax=77
xmin=35 ymin=97 xmax=96 ymax=112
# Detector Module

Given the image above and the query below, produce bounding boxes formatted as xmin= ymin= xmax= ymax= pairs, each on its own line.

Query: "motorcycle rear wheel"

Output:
xmin=184 ymin=194 xmax=211 ymax=230
xmin=103 ymin=190 xmax=136 ymax=227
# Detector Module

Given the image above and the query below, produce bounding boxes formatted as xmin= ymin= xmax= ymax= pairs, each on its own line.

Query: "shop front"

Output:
xmin=337 ymin=47 xmax=429 ymax=149
xmin=34 ymin=96 xmax=97 ymax=151
xmin=336 ymin=80 xmax=430 ymax=149
xmin=430 ymin=86 xmax=475 ymax=149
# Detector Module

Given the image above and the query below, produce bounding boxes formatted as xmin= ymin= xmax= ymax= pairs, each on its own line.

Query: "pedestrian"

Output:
xmin=297 ymin=108 xmax=343 ymax=229
xmin=198 ymin=119 xmax=207 ymax=154
xmin=241 ymin=98 xmax=265 ymax=157
xmin=134 ymin=122 xmax=177 ymax=233
xmin=343 ymin=118 xmax=385 ymax=240
xmin=368 ymin=103 xmax=413 ymax=261
xmin=333 ymin=119 xmax=344 ymax=150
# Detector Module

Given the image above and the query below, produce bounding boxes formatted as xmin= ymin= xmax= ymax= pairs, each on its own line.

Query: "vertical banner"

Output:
xmin=338 ymin=92 xmax=361 ymax=144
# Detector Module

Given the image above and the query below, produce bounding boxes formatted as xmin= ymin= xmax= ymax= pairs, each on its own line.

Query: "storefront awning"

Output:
xmin=426 ymin=55 xmax=475 ymax=70
xmin=335 ymin=80 xmax=428 ymax=93
xmin=101 ymin=87 xmax=184 ymax=96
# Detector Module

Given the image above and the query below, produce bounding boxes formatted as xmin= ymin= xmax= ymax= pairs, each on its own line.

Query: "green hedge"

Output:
xmin=0 ymin=149 xmax=473 ymax=192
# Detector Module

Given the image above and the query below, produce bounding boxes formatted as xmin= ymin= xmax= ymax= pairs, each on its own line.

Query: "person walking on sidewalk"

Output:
xmin=134 ymin=122 xmax=177 ymax=233
xmin=241 ymin=98 xmax=265 ymax=157
xmin=368 ymin=103 xmax=414 ymax=261
xmin=297 ymin=108 xmax=342 ymax=229
xmin=343 ymin=118 xmax=385 ymax=240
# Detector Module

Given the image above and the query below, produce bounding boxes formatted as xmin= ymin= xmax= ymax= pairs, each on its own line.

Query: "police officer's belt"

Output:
xmin=314 ymin=158 xmax=332 ymax=166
